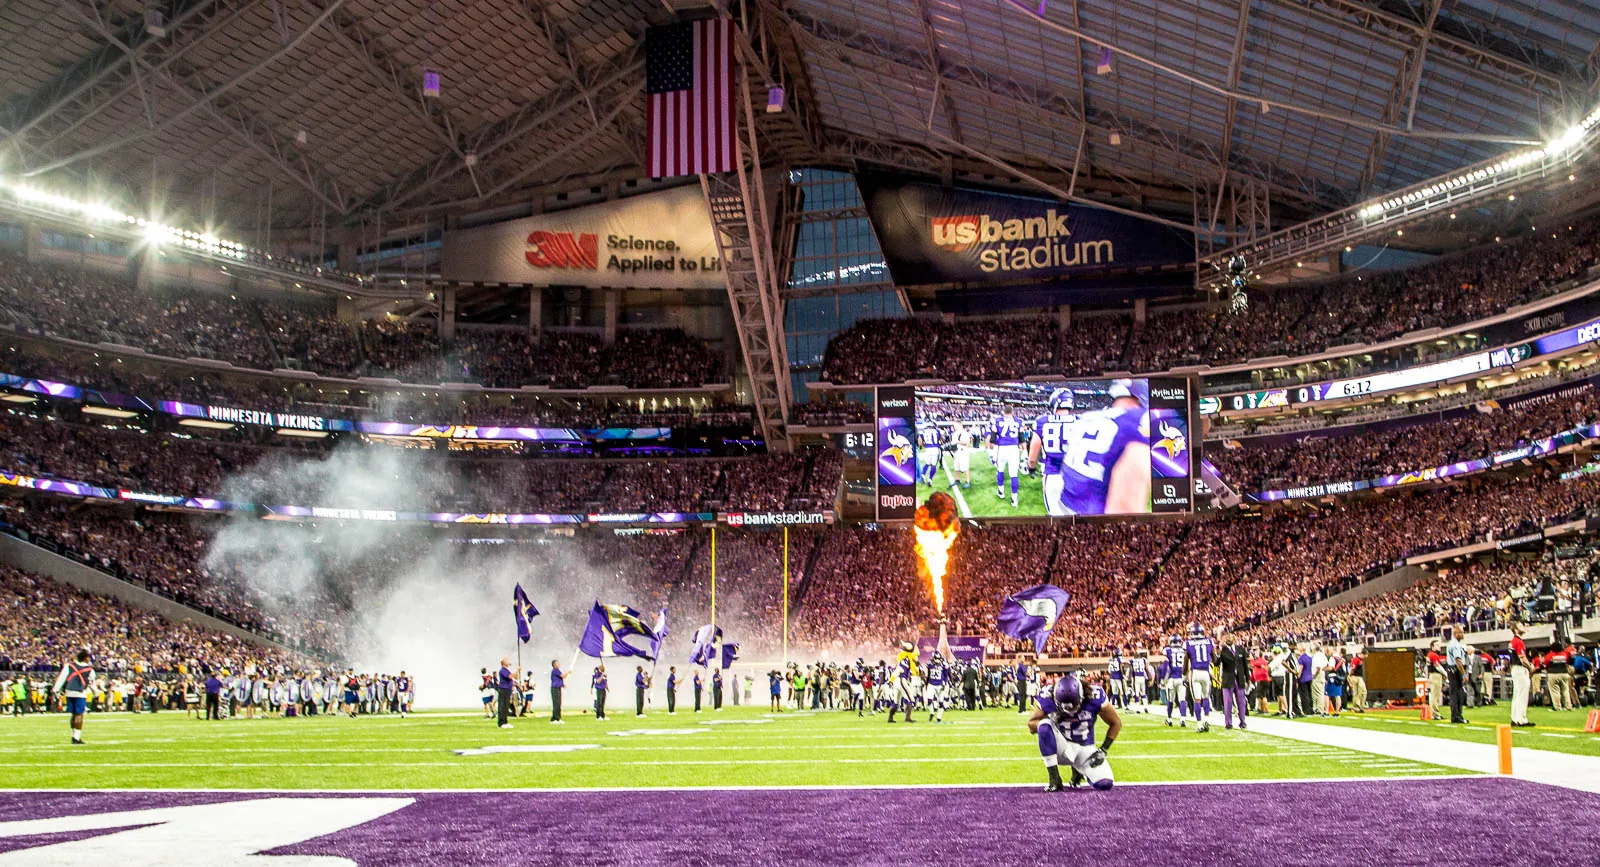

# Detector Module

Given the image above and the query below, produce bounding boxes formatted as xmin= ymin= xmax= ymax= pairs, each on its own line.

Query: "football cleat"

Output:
xmin=1045 ymin=766 xmax=1065 ymax=793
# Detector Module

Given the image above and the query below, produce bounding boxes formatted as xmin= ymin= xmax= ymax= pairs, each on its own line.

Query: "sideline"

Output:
xmin=1241 ymin=714 xmax=1600 ymax=794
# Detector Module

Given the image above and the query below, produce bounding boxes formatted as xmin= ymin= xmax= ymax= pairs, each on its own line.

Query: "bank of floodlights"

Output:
xmin=1355 ymin=106 xmax=1600 ymax=222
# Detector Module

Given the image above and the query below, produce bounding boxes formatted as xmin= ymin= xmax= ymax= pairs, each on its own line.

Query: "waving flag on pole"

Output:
xmin=512 ymin=584 xmax=539 ymax=644
xmin=578 ymin=601 xmax=660 ymax=660
xmin=646 ymin=18 xmax=736 ymax=178
xmin=996 ymin=585 xmax=1071 ymax=652
xmin=689 ymin=624 xmax=723 ymax=666
xmin=721 ymin=641 xmax=740 ymax=670
xmin=650 ymin=607 xmax=670 ymax=659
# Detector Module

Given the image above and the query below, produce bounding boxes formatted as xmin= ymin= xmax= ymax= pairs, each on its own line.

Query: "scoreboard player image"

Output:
xmin=912 ymin=378 xmax=1188 ymax=518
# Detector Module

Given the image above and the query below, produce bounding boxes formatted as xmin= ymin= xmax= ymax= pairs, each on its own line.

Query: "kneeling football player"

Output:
xmin=1028 ymin=673 xmax=1121 ymax=792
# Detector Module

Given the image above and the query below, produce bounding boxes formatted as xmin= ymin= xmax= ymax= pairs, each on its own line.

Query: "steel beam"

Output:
xmin=1273 ymin=0 xmax=1583 ymax=101
xmin=703 ymin=54 xmax=791 ymax=450
xmin=0 ymin=0 xmax=230 ymax=150
xmin=789 ymin=9 xmax=1343 ymax=210
xmin=25 ymin=0 xmax=350 ymax=177
xmin=31 ymin=0 xmax=351 ymax=214
xmin=354 ymin=48 xmax=643 ymax=216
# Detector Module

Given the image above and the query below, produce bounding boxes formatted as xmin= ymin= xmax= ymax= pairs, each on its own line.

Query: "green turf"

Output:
xmin=916 ymin=450 xmax=1048 ymax=518
xmin=1292 ymin=705 xmax=1600 ymax=758
xmin=0 ymin=704 xmax=1466 ymax=790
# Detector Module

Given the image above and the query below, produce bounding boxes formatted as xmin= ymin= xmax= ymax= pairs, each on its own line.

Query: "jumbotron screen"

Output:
xmin=905 ymin=378 xmax=1194 ymax=517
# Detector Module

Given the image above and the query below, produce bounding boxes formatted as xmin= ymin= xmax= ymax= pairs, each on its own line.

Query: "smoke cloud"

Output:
xmin=200 ymin=443 xmax=790 ymax=707
xmin=204 ymin=444 xmax=628 ymax=707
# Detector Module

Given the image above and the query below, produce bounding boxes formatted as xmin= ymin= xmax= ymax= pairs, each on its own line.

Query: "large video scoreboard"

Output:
xmin=875 ymin=377 xmax=1196 ymax=520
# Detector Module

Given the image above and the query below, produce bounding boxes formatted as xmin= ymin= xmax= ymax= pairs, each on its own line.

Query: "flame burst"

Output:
xmin=913 ymin=492 xmax=961 ymax=615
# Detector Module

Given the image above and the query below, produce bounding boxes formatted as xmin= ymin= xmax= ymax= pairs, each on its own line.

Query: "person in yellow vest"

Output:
xmin=53 ymin=649 xmax=95 ymax=745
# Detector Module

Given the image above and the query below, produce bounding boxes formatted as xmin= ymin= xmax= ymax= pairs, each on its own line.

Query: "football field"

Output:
xmin=0 ymin=704 xmax=1462 ymax=789
xmin=916 ymin=449 xmax=1048 ymax=518
xmin=1295 ymin=705 xmax=1600 ymax=758
xmin=4 ymin=705 xmax=1600 ymax=865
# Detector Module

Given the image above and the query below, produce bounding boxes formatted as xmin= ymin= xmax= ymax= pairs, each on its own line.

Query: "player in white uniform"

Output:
xmin=951 ymin=425 xmax=973 ymax=488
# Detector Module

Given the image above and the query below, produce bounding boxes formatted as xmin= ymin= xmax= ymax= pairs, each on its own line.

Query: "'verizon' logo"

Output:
xmin=930 ymin=210 xmax=1112 ymax=274
xmin=526 ymin=231 xmax=599 ymax=269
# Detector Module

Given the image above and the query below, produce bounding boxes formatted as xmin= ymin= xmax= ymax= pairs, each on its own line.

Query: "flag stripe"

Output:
xmin=646 ymin=19 xmax=735 ymax=179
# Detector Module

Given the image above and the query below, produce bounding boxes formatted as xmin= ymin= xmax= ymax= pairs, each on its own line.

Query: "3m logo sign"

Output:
xmin=526 ymin=231 xmax=599 ymax=269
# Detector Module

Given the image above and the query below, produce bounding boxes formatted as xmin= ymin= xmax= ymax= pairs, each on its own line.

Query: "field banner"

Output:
xmin=856 ymin=174 xmax=1194 ymax=286
xmin=439 ymin=185 xmax=725 ymax=288
xmin=917 ymin=635 xmax=986 ymax=664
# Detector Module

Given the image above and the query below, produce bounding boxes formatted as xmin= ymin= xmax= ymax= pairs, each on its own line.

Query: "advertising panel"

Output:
xmin=856 ymin=173 xmax=1194 ymax=287
xmin=875 ymin=386 xmax=917 ymax=520
xmin=438 ymin=184 xmax=725 ymax=288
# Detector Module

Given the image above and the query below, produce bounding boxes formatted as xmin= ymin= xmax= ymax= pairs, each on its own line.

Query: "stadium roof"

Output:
xmin=1 ymin=0 xmax=1596 ymax=236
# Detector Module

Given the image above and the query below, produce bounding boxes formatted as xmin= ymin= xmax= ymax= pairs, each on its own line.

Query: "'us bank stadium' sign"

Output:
xmin=857 ymin=173 xmax=1194 ymax=287
xmin=439 ymin=184 xmax=724 ymax=289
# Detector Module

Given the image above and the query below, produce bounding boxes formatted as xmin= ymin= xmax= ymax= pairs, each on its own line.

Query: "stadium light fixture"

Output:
xmin=1 ymin=179 xmax=368 ymax=283
xmin=1351 ymin=107 xmax=1600 ymax=222
xmin=81 ymin=406 xmax=139 ymax=419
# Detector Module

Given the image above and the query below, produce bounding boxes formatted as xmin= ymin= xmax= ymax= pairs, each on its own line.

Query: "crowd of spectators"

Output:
xmin=1257 ymin=560 xmax=1545 ymax=647
xmin=1 ymin=465 xmax=1596 ymax=674
xmin=0 ymin=253 xmax=279 ymax=369
xmin=0 ymin=562 xmax=309 ymax=676
xmin=0 ymin=409 xmax=841 ymax=513
xmin=0 ymin=343 xmax=751 ymax=430
xmin=1210 ymin=384 xmax=1600 ymax=491
xmin=255 ymin=298 xmax=361 ymax=376
xmin=791 ymin=401 xmax=873 ymax=426
xmin=822 ymin=217 xmax=1600 ymax=384
xmin=0 ymin=251 xmax=727 ymax=391
xmin=797 ymin=473 xmax=1599 ymax=656
xmin=607 ymin=328 xmax=723 ymax=388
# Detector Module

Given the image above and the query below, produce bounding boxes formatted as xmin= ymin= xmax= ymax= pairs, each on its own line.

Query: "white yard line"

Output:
xmin=0 ymin=774 xmax=1482 ymax=795
xmin=1239 ymin=714 xmax=1600 ymax=794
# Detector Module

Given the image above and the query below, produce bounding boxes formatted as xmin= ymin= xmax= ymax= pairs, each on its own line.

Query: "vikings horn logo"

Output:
xmin=883 ymin=428 xmax=914 ymax=466
xmin=1153 ymin=420 xmax=1187 ymax=459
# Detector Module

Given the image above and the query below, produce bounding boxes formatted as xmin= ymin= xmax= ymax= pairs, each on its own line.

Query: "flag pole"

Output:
xmin=710 ymin=526 xmax=717 ymax=627
xmin=782 ymin=525 xmax=789 ymax=667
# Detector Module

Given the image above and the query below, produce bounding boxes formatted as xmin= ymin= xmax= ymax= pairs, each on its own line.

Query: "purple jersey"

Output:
xmin=919 ymin=427 xmax=941 ymax=448
xmin=1055 ymin=405 xmax=1147 ymax=515
xmin=1034 ymin=412 xmax=1072 ymax=475
xmin=1163 ymin=644 xmax=1186 ymax=677
xmin=1107 ymin=657 xmax=1123 ymax=680
xmin=1129 ymin=657 xmax=1147 ymax=677
xmin=990 ymin=414 xmax=1021 ymax=446
xmin=1185 ymin=636 xmax=1215 ymax=672
xmin=1038 ymin=684 xmax=1107 ymax=745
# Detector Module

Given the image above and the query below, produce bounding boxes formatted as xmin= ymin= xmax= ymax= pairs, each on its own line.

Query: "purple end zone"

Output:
xmin=2 ymin=778 xmax=1597 ymax=866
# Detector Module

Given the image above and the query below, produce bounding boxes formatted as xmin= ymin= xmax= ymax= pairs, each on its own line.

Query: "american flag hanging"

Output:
xmin=646 ymin=18 xmax=737 ymax=178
